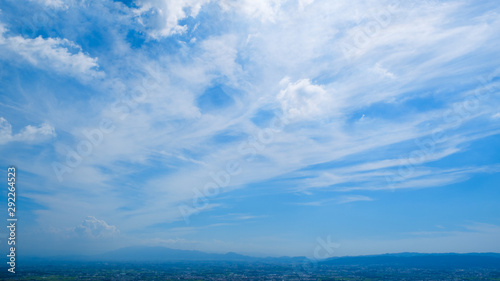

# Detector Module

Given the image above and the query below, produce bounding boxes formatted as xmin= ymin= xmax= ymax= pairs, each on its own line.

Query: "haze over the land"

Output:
xmin=0 ymin=0 xmax=499 ymax=257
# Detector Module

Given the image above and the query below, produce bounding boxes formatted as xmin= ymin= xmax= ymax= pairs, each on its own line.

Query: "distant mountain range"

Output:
xmin=98 ymin=246 xmax=266 ymax=262
xmin=27 ymin=246 xmax=500 ymax=268
xmin=26 ymin=246 xmax=306 ymax=263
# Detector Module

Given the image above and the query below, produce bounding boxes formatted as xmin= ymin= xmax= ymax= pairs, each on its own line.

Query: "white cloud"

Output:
xmin=31 ymin=0 xmax=68 ymax=9
xmin=0 ymin=117 xmax=56 ymax=145
xmin=277 ymin=77 xmax=336 ymax=120
xmin=74 ymin=216 xmax=119 ymax=239
xmin=0 ymin=24 xmax=103 ymax=80
xmin=136 ymin=0 xmax=286 ymax=38
xmin=295 ymin=200 xmax=323 ymax=206
xmin=298 ymin=0 xmax=314 ymax=11
xmin=16 ymin=123 xmax=56 ymax=142
xmin=337 ymin=195 xmax=373 ymax=204
xmin=493 ymin=113 xmax=500 ymax=119
xmin=135 ymin=0 xmax=210 ymax=37
xmin=199 ymin=34 xmax=242 ymax=80
xmin=211 ymin=213 xmax=264 ymax=221
xmin=0 ymin=117 xmax=12 ymax=145
xmin=219 ymin=0 xmax=284 ymax=22
xmin=372 ymin=63 xmax=396 ymax=79
xmin=295 ymin=195 xmax=375 ymax=207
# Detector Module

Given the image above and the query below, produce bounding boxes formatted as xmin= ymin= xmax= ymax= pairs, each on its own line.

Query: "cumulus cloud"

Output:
xmin=74 ymin=216 xmax=119 ymax=239
xmin=135 ymin=0 xmax=210 ymax=37
xmin=277 ymin=77 xmax=336 ymax=120
xmin=0 ymin=117 xmax=56 ymax=145
xmin=0 ymin=23 xmax=103 ymax=80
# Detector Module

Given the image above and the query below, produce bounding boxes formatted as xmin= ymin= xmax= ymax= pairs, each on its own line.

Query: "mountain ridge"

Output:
xmin=24 ymin=246 xmax=500 ymax=267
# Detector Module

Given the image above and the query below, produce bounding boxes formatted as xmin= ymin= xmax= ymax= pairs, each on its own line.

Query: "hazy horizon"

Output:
xmin=1 ymin=0 xmax=500 ymax=260
xmin=20 ymin=245 xmax=500 ymax=260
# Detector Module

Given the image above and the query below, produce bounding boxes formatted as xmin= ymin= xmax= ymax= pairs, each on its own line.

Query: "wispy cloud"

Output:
xmin=0 ymin=117 xmax=55 ymax=145
xmin=294 ymin=195 xmax=374 ymax=206
xmin=25 ymin=0 xmax=499 ymax=231
xmin=337 ymin=195 xmax=373 ymax=204
xmin=0 ymin=23 xmax=103 ymax=80
xmin=1 ymin=0 xmax=500 ymax=256
xmin=211 ymin=213 xmax=265 ymax=221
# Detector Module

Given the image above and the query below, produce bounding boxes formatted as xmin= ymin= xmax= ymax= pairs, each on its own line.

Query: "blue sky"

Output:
xmin=1 ymin=0 xmax=500 ymax=258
